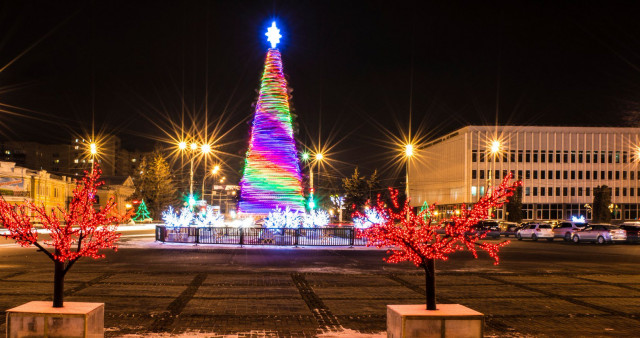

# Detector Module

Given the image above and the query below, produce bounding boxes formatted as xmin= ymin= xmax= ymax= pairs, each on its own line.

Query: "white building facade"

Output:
xmin=409 ymin=126 xmax=640 ymax=221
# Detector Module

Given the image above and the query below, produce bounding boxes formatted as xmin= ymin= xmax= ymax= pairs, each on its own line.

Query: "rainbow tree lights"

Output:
xmin=0 ymin=165 xmax=125 ymax=307
xmin=363 ymin=174 xmax=521 ymax=310
xmin=239 ymin=22 xmax=305 ymax=213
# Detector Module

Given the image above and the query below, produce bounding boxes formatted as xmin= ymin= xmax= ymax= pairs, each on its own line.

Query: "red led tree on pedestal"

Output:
xmin=0 ymin=165 xmax=124 ymax=307
xmin=363 ymin=174 xmax=521 ymax=310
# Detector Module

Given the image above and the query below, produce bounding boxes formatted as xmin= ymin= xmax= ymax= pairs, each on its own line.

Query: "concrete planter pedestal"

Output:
xmin=6 ymin=301 xmax=104 ymax=338
xmin=387 ymin=304 xmax=483 ymax=338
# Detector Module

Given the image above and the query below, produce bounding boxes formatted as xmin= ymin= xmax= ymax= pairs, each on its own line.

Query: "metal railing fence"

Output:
xmin=155 ymin=225 xmax=368 ymax=246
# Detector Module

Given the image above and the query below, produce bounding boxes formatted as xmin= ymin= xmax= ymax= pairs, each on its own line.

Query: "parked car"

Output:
xmin=516 ymin=222 xmax=554 ymax=241
xmin=571 ymin=224 xmax=627 ymax=244
xmin=499 ymin=221 xmax=521 ymax=237
xmin=471 ymin=220 xmax=501 ymax=239
xmin=620 ymin=222 xmax=640 ymax=243
xmin=552 ymin=221 xmax=588 ymax=241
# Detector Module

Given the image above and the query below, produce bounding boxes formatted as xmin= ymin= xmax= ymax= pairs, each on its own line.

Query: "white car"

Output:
xmin=516 ymin=222 xmax=554 ymax=241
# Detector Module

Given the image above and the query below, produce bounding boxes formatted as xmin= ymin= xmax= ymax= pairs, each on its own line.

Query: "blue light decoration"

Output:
xmin=239 ymin=21 xmax=306 ymax=214
xmin=265 ymin=21 xmax=282 ymax=48
xmin=571 ymin=215 xmax=586 ymax=223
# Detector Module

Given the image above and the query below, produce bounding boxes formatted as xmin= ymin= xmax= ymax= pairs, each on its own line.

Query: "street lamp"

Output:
xmin=210 ymin=165 xmax=221 ymax=205
xmin=201 ymin=143 xmax=212 ymax=200
xmin=404 ymin=144 xmax=414 ymax=201
xmin=219 ymin=176 xmax=226 ymax=213
xmin=487 ymin=139 xmax=501 ymax=218
xmin=188 ymin=142 xmax=198 ymax=198
xmin=307 ymin=152 xmax=324 ymax=210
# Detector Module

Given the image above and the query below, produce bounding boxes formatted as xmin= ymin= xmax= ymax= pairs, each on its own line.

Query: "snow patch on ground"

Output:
xmin=114 ymin=329 xmax=385 ymax=338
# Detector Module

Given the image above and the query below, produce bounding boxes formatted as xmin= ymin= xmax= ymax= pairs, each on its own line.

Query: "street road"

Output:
xmin=0 ymin=231 xmax=639 ymax=337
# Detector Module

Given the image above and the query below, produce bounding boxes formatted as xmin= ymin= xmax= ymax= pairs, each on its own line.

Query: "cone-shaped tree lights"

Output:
xmin=239 ymin=22 xmax=306 ymax=214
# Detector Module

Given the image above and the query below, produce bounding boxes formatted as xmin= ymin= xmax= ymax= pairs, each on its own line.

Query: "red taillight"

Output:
xmin=536 ymin=229 xmax=541 ymax=232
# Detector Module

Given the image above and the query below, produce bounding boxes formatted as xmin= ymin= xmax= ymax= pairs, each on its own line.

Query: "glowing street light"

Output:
xmin=405 ymin=144 xmax=414 ymax=158
xmin=190 ymin=142 xmax=198 ymax=151
xmin=211 ymin=165 xmax=220 ymax=175
xmin=89 ymin=142 xmax=98 ymax=172
xmin=201 ymin=144 xmax=211 ymax=154
xmin=178 ymin=141 xmax=187 ymax=150
xmin=308 ymin=152 xmax=325 ymax=210
xmin=301 ymin=152 xmax=310 ymax=161
xmin=315 ymin=153 xmax=324 ymax=161
xmin=490 ymin=140 xmax=501 ymax=155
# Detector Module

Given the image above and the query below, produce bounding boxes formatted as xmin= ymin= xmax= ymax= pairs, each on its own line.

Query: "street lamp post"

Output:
xmin=488 ymin=140 xmax=501 ymax=218
xmin=210 ymin=165 xmax=220 ymax=205
xmin=404 ymin=144 xmax=413 ymax=200
xmin=219 ymin=176 xmax=226 ymax=213
xmin=189 ymin=142 xmax=198 ymax=198
xmin=201 ymin=143 xmax=211 ymax=201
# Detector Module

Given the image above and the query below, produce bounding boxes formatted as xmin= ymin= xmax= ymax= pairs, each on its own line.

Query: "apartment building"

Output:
xmin=408 ymin=126 xmax=640 ymax=221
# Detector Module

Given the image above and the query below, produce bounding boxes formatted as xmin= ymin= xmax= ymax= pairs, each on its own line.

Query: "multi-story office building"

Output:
xmin=409 ymin=125 xmax=640 ymax=221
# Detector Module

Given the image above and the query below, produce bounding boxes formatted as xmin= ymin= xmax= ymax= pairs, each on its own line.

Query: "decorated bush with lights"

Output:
xmin=363 ymin=174 xmax=521 ymax=310
xmin=302 ymin=209 xmax=330 ymax=228
xmin=0 ymin=165 xmax=126 ymax=307
xmin=194 ymin=206 xmax=225 ymax=227
xmin=239 ymin=22 xmax=306 ymax=214
xmin=263 ymin=206 xmax=302 ymax=228
xmin=162 ymin=206 xmax=194 ymax=227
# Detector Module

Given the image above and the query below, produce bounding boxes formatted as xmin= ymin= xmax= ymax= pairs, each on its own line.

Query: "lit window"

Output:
xmin=471 ymin=186 xmax=477 ymax=196
xmin=82 ymin=159 xmax=86 ymax=163
xmin=75 ymin=139 xmax=79 ymax=142
xmin=4 ymin=150 xmax=10 ymax=155
xmin=132 ymin=158 xmax=136 ymax=162
xmin=74 ymin=146 xmax=79 ymax=150
xmin=74 ymin=159 xmax=79 ymax=163
xmin=89 ymin=159 xmax=94 ymax=163
xmin=54 ymin=159 xmax=60 ymax=163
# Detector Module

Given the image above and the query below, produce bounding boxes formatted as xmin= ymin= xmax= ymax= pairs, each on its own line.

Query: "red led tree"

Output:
xmin=0 ymin=165 xmax=124 ymax=307
xmin=363 ymin=174 xmax=521 ymax=310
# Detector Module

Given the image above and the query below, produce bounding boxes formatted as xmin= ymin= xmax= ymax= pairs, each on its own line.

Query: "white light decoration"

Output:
xmin=265 ymin=21 xmax=282 ymax=48
xmin=353 ymin=208 xmax=387 ymax=229
xmin=302 ymin=209 xmax=330 ymax=228
xmin=571 ymin=215 xmax=586 ymax=223
xmin=194 ymin=206 xmax=224 ymax=227
xmin=162 ymin=206 xmax=194 ymax=227
xmin=264 ymin=206 xmax=302 ymax=228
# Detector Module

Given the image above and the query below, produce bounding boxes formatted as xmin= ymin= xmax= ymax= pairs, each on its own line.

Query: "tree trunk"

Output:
xmin=424 ymin=258 xmax=436 ymax=310
xmin=53 ymin=255 xmax=65 ymax=308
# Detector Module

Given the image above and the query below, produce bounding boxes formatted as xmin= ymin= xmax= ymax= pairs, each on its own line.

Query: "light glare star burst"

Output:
xmin=265 ymin=21 xmax=282 ymax=48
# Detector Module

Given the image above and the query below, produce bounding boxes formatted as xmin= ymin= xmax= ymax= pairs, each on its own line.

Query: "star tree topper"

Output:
xmin=265 ymin=21 xmax=282 ymax=48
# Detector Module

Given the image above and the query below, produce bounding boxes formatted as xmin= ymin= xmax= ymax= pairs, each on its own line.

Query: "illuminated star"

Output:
xmin=265 ymin=21 xmax=282 ymax=48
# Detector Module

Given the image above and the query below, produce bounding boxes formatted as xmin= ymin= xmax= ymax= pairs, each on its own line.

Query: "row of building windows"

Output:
xmin=472 ymin=150 xmax=634 ymax=164
xmin=472 ymin=169 xmax=640 ymax=181
xmin=473 ymin=185 xmax=640 ymax=198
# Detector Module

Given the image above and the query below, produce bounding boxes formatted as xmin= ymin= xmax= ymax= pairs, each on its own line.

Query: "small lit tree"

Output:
xmin=133 ymin=200 xmax=151 ymax=222
xmin=0 ymin=165 xmax=125 ymax=307
xmin=364 ymin=174 xmax=520 ymax=310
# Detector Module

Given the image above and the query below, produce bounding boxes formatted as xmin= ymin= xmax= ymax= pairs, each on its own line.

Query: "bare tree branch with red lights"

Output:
xmin=363 ymin=173 xmax=521 ymax=310
xmin=0 ymin=165 xmax=125 ymax=307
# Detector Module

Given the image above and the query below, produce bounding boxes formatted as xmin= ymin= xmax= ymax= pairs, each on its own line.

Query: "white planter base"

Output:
xmin=387 ymin=304 xmax=483 ymax=338
xmin=6 ymin=301 xmax=104 ymax=338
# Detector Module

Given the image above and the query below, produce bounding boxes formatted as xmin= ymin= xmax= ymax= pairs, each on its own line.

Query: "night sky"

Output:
xmin=1 ymin=0 xmax=640 ymax=185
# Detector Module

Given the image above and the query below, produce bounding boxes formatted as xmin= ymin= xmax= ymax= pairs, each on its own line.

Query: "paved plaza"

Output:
xmin=1 ymin=237 xmax=640 ymax=337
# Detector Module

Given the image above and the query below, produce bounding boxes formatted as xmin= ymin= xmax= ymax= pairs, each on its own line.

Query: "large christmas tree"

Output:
xmin=239 ymin=22 xmax=305 ymax=214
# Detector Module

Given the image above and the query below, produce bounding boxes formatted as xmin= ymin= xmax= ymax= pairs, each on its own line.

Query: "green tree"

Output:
xmin=342 ymin=168 xmax=368 ymax=215
xmin=592 ymin=185 xmax=612 ymax=223
xmin=132 ymin=151 xmax=177 ymax=219
xmin=133 ymin=200 xmax=151 ymax=221
xmin=505 ymin=186 xmax=523 ymax=223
